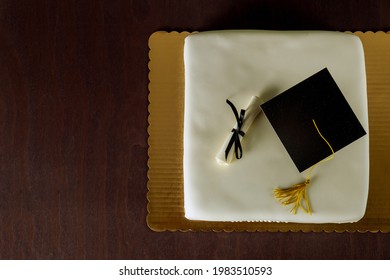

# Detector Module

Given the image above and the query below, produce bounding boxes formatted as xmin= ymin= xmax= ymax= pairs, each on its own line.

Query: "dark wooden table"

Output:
xmin=1 ymin=0 xmax=389 ymax=259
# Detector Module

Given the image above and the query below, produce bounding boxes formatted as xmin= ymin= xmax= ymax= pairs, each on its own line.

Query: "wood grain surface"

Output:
xmin=0 ymin=0 xmax=390 ymax=259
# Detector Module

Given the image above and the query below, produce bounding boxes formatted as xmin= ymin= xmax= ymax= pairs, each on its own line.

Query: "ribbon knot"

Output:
xmin=225 ymin=99 xmax=246 ymax=160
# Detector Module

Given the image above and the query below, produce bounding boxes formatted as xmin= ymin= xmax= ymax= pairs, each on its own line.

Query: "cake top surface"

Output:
xmin=183 ymin=30 xmax=369 ymax=223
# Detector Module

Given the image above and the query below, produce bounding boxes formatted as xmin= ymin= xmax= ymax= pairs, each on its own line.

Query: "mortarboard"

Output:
xmin=261 ymin=68 xmax=366 ymax=172
xmin=260 ymin=68 xmax=367 ymax=213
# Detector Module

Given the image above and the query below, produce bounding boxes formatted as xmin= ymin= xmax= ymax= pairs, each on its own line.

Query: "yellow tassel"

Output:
xmin=274 ymin=179 xmax=312 ymax=214
xmin=273 ymin=119 xmax=335 ymax=215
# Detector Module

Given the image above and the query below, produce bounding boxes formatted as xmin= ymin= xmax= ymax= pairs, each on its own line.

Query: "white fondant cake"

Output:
xmin=183 ymin=30 xmax=369 ymax=223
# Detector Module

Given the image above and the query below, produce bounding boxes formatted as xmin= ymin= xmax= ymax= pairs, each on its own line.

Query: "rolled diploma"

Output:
xmin=216 ymin=96 xmax=263 ymax=165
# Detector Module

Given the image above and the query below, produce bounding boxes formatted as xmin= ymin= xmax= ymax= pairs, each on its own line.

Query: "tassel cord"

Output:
xmin=305 ymin=119 xmax=335 ymax=182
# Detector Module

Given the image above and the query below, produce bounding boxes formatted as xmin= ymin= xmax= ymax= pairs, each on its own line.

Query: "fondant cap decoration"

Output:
xmin=261 ymin=68 xmax=366 ymax=173
xmin=260 ymin=68 xmax=367 ymax=214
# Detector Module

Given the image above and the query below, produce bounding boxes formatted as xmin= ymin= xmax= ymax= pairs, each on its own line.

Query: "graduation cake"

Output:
xmin=183 ymin=30 xmax=369 ymax=223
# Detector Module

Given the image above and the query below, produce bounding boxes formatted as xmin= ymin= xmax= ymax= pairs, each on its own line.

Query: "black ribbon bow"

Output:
xmin=225 ymin=99 xmax=246 ymax=160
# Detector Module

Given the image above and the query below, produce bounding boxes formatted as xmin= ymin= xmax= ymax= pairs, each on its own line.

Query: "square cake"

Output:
xmin=183 ymin=30 xmax=369 ymax=223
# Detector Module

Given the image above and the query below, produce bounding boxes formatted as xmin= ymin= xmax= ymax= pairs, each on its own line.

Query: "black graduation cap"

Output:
xmin=260 ymin=68 xmax=366 ymax=173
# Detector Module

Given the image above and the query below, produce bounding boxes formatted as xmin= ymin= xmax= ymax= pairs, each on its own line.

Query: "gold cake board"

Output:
xmin=147 ymin=31 xmax=390 ymax=232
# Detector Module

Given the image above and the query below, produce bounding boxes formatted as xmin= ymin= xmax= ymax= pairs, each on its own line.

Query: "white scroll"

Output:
xmin=215 ymin=96 xmax=263 ymax=165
